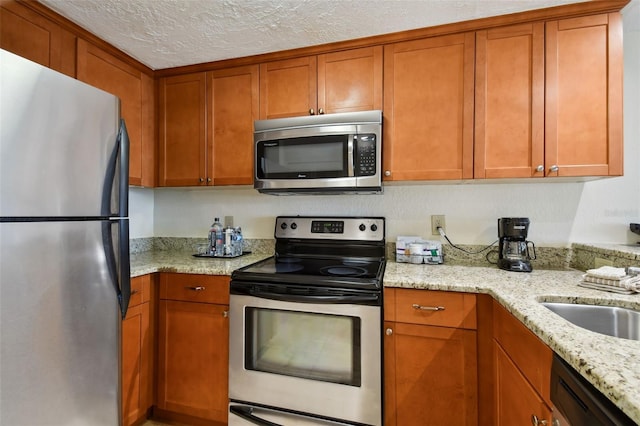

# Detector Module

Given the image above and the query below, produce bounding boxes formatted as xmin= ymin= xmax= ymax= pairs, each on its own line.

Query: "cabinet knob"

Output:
xmin=223 ymin=310 xmax=229 ymax=318
xmin=207 ymin=177 xmax=212 ymax=183
xmin=385 ymin=328 xmax=393 ymax=336
xmin=199 ymin=178 xmax=205 ymax=183
xmin=536 ymin=165 xmax=544 ymax=172
xmin=549 ymin=165 xmax=559 ymax=173
xmin=309 ymin=108 xmax=315 ymax=115
xmin=318 ymin=108 xmax=324 ymax=115
xmin=384 ymin=170 xmax=391 ymax=177
xmin=531 ymin=415 xmax=548 ymax=426
xmin=185 ymin=286 xmax=206 ymax=291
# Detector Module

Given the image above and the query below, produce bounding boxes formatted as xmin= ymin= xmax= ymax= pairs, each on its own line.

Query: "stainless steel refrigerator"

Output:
xmin=0 ymin=49 xmax=130 ymax=425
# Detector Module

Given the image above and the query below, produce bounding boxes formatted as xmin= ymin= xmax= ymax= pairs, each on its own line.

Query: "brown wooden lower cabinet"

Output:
xmin=122 ymin=274 xmax=153 ymax=426
xmin=494 ymin=343 xmax=552 ymax=425
xmin=155 ymin=273 xmax=229 ymax=425
xmin=493 ymin=301 xmax=553 ymax=426
xmin=384 ymin=288 xmax=478 ymax=426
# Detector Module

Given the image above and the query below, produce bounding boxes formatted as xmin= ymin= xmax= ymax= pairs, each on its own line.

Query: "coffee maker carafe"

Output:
xmin=497 ymin=217 xmax=536 ymax=272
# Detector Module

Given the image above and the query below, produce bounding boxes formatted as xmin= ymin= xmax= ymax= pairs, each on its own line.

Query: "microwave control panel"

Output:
xmin=355 ymin=134 xmax=377 ymax=176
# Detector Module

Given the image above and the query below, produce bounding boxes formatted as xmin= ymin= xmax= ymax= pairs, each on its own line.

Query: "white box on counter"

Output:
xmin=396 ymin=236 xmax=444 ymax=264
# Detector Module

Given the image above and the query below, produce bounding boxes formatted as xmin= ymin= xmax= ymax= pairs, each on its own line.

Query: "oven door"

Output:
xmin=229 ymin=284 xmax=382 ymax=426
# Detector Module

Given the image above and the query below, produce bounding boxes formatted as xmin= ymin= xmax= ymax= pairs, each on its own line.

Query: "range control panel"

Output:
xmin=275 ymin=216 xmax=385 ymax=242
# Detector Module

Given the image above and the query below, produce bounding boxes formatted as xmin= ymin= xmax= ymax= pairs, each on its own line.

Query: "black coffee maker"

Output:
xmin=497 ymin=217 xmax=536 ymax=272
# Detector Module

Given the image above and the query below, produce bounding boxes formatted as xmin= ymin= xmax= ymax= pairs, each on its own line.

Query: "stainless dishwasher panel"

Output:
xmin=550 ymin=355 xmax=636 ymax=425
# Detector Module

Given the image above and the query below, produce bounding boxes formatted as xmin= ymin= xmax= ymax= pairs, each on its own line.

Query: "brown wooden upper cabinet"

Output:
xmin=383 ymin=33 xmax=475 ymax=181
xmin=545 ymin=13 xmax=623 ymax=177
xmin=476 ymin=13 xmax=623 ymax=179
xmin=158 ymin=65 xmax=259 ymax=187
xmin=0 ymin=0 xmax=76 ymax=77
xmin=259 ymin=46 xmax=383 ymax=119
xmin=77 ymin=39 xmax=155 ymax=187
xmin=474 ymin=23 xmax=545 ymax=179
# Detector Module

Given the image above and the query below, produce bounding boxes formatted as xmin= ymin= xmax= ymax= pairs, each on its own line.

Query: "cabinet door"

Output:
xmin=317 ymin=46 xmax=383 ymax=114
xmin=0 ymin=0 xmax=75 ymax=77
xmin=208 ymin=65 xmax=259 ymax=186
xmin=77 ymin=39 xmax=152 ymax=186
xmin=495 ymin=343 xmax=552 ymax=426
xmin=157 ymin=300 xmax=229 ymax=423
xmin=121 ymin=275 xmax=152 ymax=426
xmin=121 ymin=302 xmax=151 ymax=426
xmin=545 ymin=13 xmax=623 ymax=176
xmin=383 ymin=33 xmax=475 ymax=181
xmin=158 ymin=73 xmax=207 ymax=186
xmin=260 ymin=56 xmax=317 ymax=119
xmin=475 ymin=23 xmax=545 ymax=178
xmin=384 ymin=321 xmax=478 ymax=426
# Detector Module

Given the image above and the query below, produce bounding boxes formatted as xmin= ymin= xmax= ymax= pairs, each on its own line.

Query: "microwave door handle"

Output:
xmin=229 ymin=405 xmax=282 ymax=426
xmin=347 ymin=136 xmax=355 ymax=177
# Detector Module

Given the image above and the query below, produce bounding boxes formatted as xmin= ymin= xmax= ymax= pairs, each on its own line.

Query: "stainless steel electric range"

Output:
xmin=228 ymin=216 xmax=386 ymax=426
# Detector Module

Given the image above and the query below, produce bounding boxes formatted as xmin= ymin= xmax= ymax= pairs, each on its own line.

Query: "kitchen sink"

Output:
xmin=540 ymin=302 xmax=640 ymax=341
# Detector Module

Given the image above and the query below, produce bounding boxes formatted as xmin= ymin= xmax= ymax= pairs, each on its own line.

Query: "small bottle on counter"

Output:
xmin=209 ymin=217 xmax=224 ymax=256
xmin=213 ymin=218 xmax=224 ymax=256
xmin=224 ymin=226 xmax=234 ymax=256
xmin=234 ymin=227 xmax=243 ymax=256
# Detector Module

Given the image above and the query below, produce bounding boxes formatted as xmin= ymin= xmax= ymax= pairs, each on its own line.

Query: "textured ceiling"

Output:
xmin=39 ymin=0 xmax=588 ymax=70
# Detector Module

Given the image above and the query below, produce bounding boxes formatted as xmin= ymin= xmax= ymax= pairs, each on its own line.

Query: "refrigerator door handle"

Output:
xmin=101 ymin=119 xmax=131 ymax=318
xmin=101 ymin=119 xmax=129 ymax=217
xmin=117 ymin=119 xmax=129 ymax=218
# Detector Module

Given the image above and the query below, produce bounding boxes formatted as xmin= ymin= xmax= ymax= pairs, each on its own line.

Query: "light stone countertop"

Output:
xmin=130 ymin=248 xmax=640 ymax=424
xmin=130 ymin=249 xmax=272 ymax=277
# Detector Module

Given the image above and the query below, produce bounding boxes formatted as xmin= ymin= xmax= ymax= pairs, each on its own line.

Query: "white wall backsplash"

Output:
xmin=129 ymin=187 xmax=154 ymax=238
xmin=129 ymin=1 xmax=640 ymax=247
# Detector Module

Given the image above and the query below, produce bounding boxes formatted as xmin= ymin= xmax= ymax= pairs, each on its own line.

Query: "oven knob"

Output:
xmin=291 ymin=222 xmax=297 ymax=230
xmin=371 ymin=224 xmax=378 ymax=232
xmin=280 ymin=222 xmax=287 ymax=230
xmin=359 ymin=224 xmax=366 ymax=231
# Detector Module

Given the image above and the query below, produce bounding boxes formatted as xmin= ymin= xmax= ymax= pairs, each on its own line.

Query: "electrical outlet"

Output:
xmin=594 ymin=257 xmax=613 ymax=268
xmin=431 ymin=215 xmax=446 ymax=235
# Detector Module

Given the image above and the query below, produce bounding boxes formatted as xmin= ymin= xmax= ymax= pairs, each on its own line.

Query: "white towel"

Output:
xmin=581 ymin=274 xmax=640 ymax=292
xmin=578 ymin=281 xmax=635 ymax=294
xmin=585 ymin=266 xmax=627 ymax=280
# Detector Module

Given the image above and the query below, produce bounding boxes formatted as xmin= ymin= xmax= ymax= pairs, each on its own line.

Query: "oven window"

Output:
xmin=261 ymin=136 xmax=348 ymax=177
xmin=244 ymin=308 xmax=361 ymax=387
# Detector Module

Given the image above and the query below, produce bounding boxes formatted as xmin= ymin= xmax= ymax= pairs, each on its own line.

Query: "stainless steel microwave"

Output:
xmin=254 ymin=110 xmax=382 ymax=195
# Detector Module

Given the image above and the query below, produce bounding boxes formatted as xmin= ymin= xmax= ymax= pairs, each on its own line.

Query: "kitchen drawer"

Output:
xmin=493 ymin=301 xmax=552 ymax=404
xmin=160 ymin=273 xmax=230 ymax=305
xmin=129 ymin=274 xmax=151 ymax=308
xmin=386 ymin=288 xmax=477 ymax=329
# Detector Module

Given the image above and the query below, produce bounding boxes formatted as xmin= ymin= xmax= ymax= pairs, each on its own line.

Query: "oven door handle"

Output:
xmin=248 ymin=289 xmax=379 ymax=305
xmin=229 ymin=405 xmax=282 ymax=426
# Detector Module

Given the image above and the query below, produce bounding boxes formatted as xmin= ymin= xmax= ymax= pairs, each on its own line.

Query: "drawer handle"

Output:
xmin=185 ymin=286 xmax=206 ymax=291
xmin=412 ymin=304 xmax=445 ymax=311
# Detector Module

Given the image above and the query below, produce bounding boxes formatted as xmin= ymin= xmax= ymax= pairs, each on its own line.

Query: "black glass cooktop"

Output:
xmin=232 ymin=255 xmax=385 ymax=289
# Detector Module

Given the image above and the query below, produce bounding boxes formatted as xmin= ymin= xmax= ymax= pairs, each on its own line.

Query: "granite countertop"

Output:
xmin=131 ymin=249 xmax=272 ymax=277
xmin=130 ymin=248 xmax=640 ymax=423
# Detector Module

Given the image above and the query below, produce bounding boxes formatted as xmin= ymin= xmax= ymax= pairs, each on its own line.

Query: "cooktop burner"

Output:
xmin=320 ymin=265 xmax=368 ymax=277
